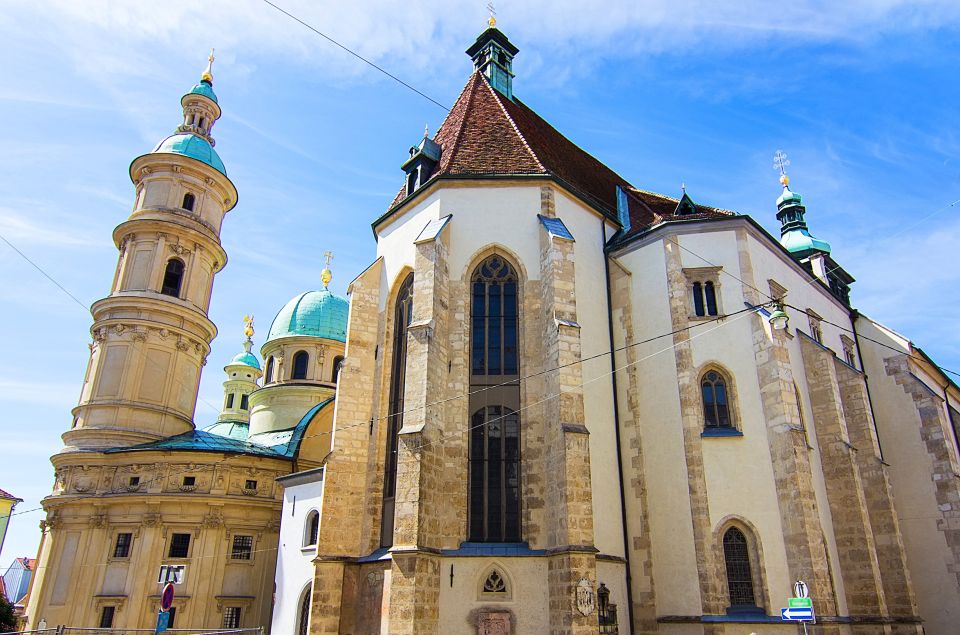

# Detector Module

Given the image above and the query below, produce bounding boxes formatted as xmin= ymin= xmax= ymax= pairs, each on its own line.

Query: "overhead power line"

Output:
xmin=259 ymin=0 xmax=451 ymax=112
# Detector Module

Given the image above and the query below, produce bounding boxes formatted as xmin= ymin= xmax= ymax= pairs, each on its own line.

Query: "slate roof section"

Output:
xmin=382 ymin=72 xmax=631 ymax=221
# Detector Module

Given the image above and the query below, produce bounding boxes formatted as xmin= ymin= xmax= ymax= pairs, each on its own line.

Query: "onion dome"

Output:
xmin=773 ymin=152 xmax=831 ymax=257
xmin=266 ymin=256 xmax=348 ymax=343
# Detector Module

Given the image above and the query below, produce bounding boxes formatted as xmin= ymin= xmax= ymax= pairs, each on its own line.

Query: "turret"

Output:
xmin=218 ymin=316 xmax=263 ymax=423
xmin=64 ymin=53 xmax=238 ymax=450
xmin=465 ymin=12 xmax=519 ymax=99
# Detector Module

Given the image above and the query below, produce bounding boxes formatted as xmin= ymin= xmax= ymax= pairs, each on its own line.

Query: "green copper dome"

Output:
xmin=229 ymin=351 xmax=261 ymax=370
xmin=777 ymin=187 xmax=802 ymax=207
xmin=152 ymin=133 xmax=226 ymax=175
xmin=267 ymin=289 xmax=349 ymax=343
xmin=781 ymin=228 xmax=832 ymax=255
xmin=187 ymin=80 xmax=218 ymax=104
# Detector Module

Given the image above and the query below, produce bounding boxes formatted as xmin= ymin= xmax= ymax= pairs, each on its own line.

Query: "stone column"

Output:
xmin=835 ymin=360 xmax=921 ymax=633
xmin=540 ymin=216 xmax=599 ymax=635
xmin=310 ymin=259 xmax=383 ymax=634
xmin=387 ymin=224 xmax=450 ymax=634
xmin=800 ymin=335 xmax=887 ymax=627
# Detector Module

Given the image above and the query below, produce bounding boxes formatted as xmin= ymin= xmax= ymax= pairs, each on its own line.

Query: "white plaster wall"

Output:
xmin=271 ymin=478 xmax=323 ymax=635
xmin=437 ymin=557 xmax=549 ymax=633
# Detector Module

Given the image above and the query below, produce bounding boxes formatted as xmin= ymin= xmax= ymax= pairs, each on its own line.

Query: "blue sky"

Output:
xmin=1 ymin=0 xmax=958 ymax=568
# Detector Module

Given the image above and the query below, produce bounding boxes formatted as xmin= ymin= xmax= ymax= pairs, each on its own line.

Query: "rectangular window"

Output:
xmin=223 ymin=606 xmax=242 ymax=629
xmin=240 ymin=394 xmax=249 ymax=410
xmin=168 ymin=533 xmax=191 ymax=558
xmin=245 ymin=479 xmax=257 ymax=490
xmin=182 ymin=476 xmax=196 ymax=487
xmin=113 ymin=532 xmax=133 ymax=558
xmin=129 ymin=476 xmax=140 ymax=487
xmin=807 ymin=311 xmax=823 ymax=343
xmin=226 ymin=393 xmax=234 ymax=409
xmin=231 ymin=535 xmax=253 ymax=560
xmin=100 ymin=606 xmax=116 ymax=628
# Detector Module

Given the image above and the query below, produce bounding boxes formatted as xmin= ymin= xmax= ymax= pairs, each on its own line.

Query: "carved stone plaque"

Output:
xmin=576 ymin=578 xmax=596 ymax=616
xmin=477 ymin=611 xmax=511 ymax=635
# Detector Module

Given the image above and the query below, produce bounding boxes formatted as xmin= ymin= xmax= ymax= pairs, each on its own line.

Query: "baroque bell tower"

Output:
xmin=64 ymin=52 xmax=238 ymax=451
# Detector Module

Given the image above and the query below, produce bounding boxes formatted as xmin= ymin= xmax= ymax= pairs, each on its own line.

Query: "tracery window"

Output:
xmin=469 ymin=255 xmax=521 ymax=542
xmin=702 ymin=370 xmax=732 ymax=429
xmin=723 ymin=527 xmax=758 ymax=609
xmin=161 ymin=258 xmax=185 ymax=297
xmin=381 ymin=273 xmax=414 ymax=547
xmin=483 ymin=569 xmax=507 ymax=594
xmin=292 ymin=351 xmax=309 ymax=380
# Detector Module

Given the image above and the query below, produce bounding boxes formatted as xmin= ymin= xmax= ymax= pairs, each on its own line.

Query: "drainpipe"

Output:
xmin=602 ymin=217 xmax=635 ymax=633
xmin=851 ymin=310 xmax=884 ymax=461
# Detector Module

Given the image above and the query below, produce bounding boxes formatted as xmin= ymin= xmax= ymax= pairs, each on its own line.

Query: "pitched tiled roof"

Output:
xmin=0 ymin=488 xmax=21 ymax=501
xmin=384 ymin=72 xmax=631 ymax=218
xmin=616 ymin=187 xmax=735 ymax=243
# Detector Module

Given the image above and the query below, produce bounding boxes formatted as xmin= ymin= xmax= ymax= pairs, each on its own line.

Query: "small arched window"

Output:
xmin=692 ymin=282 xmax=704 ymax=317
xmin=702 ymin=370 xmax=731 ymax=429
xmin=160 ymin=258 xmax=185 ymax=297
xmin=264 ymin=357 xmax=275 ymax=384
xmin=297 ymin=586 xmax=312 ymax=635
xmin=723 ymin=527 xmax=758 ymax=609
xmin=704 ymin=281 xmax=717 ymax=316
xmin=182 ymin=192 xmax=195 ymax=211
xmin=304 ymin=510 xmax=319 ymax=547
xmin=292 ymin=351 xmax=309 ymax=380
xmin=198 ymin=117 xmax=206 ymax=130
xmin=332 ymin=356 xmax=344 ymax=382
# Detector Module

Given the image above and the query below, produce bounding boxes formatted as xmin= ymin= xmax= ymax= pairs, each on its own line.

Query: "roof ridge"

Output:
xmin=480 ymin=76 xmax=546 ymax=172
xmin=628 ymin=186 xmax=736 ymax=215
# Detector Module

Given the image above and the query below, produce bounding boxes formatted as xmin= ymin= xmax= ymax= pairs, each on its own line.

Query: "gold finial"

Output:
xmin=243 ymin=314 xmax=255 ymax=339
xmin=774 ymin=149 xmax=791 ymax=187
xmin=424 ymin=123 xmax=429 ymax=139
xmin=201 ymin=48 xmax=215 ymax=84
xmin=486 ymin=2 xmax=497 ymax=27
xmin=321 ymin=251 xmax=334 ymax=288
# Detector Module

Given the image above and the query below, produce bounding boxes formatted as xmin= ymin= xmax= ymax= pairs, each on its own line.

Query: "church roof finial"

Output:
xmin=487 ymin=2 xmax=497 ymax=27
xmin=201 ymin=48 xmax=215 ymax=85
xmin=774 ymin=149 xmax=790 ymax=188
xmin=321 ymin=251 xmax=334 ymax=289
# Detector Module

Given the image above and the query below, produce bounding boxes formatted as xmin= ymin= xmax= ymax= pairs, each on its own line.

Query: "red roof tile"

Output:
xmin=0 ymin=488 xmax=21 ymax=501
xmin=619 ymin=187 xmax=733 ymax=241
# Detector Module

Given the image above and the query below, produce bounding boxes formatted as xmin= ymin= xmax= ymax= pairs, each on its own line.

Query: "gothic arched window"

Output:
xmin=264 ymin=357 xmax=274 ymax=384
xmin=469 ymin=405 xmax=521 ymax=542
xmin=469 ymin=254 xmax=521 ymax=542
xmin=160 ymin=258 xmax=185 ymax=297
xmin=702 ymin=370 xmax=731 ymax=429
xmin=723 ymin=527 xmax=757 ymax=609
xmin=182 ymin=192 xmax=195 ymax=211
xmin=292 ymin=351 xmax=309 ymax=380
xmin=296 ymin=586 xmax=311 ymax=635
xmin=381 ymin=273 xmax=414 ymax=547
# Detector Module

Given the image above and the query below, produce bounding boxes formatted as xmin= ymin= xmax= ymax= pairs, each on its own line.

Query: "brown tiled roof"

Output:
xmin=0 ymin=488 xmax=20 ymax=501
xmin=382 ymin=72 xmax=734 ymax=239
xmin=385 ymin=72 xmax=630 ymax=216
xmin=618 ymin=187 xmax=734 ymax=242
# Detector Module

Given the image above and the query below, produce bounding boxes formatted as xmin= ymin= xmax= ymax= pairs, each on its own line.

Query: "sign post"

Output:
xmin=155 ymin=581 xmax=175 ymax=634
xmin=781 ymin=580 xmax=814 ymax=634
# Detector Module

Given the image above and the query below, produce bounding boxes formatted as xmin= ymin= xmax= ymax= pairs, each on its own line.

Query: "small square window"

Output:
xmin=231 ymin=535 xmax=253 ymax=560
xmin=182 ymin=476 xmax=196 ymax=487
xmin=245 ymin=480 xmax=258 ymax=490
xmin=100 ymin=606 xmax=116 ymax=628
xmin=113 ymin=533 xmax=133 ymax=558
xmin=223 ymin=606 xmax=242 ymax=629
xmin=129 ymin=476 xmax=140 ymax=487
xmin=168 ymin=533 xmax=191 ymax=558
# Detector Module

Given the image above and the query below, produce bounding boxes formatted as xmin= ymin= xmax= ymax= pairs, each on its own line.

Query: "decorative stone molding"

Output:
xmin=170 ymin=243 xmax=191 ymax=257
xmin=131 ymin=329 xmax=147 ymax=343
xmin=202 ymin=510 xmax=224 ymax=528
xmin=142 ymin=511 xmax=161 ymax=526
xmin=175 ymin=339 xmax=190 ymax=352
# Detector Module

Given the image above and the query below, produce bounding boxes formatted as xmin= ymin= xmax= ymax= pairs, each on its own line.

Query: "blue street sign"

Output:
xmin=155 ymin=610 xmax=170 ymax=634
xmin=781 ymin=607 xmax=814 ymax=621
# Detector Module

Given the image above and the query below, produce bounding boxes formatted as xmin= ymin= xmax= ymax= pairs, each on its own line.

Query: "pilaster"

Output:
xmin=539 ymin=216 xmax=598 ymax=635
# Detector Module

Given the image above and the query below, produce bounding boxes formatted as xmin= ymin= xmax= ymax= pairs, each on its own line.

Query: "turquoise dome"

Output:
xmin=152 ymin=133 xmax=226 ymax=175
xmin=267 ymin=289 xmax=349 ymax=343
xmin=777 ymin=187 xmax=802 ymax=207
xmin=229 ymin=351 xmax=261 ymax=370
xmin=187 ymin=80 xmax=218 ymax=104
xmin=781 ymin=229 xmax=831 ymax=255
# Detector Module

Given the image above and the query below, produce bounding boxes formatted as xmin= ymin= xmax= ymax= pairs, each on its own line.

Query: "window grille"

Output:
xmin=113 ymin=533 xmax=132 ymax=558
xmin=723 ymin=527 xmax=757 ymax=607
xmin=223 ymin=607 xmax=241 ymax=629
xmin=231 ymin=535 xmax=253 ymax=560
xmin=168 ymin=533 xmax=191 ymax=558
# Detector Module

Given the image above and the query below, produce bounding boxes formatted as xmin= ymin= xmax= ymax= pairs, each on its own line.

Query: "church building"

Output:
xmin=23 ymin=20 xmax=960 ymax=635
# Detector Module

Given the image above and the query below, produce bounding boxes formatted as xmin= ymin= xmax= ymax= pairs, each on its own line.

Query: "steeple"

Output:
xmin=219 ymin=316 xmax=263 ymax=423
xmin=465 ymin=10 xmax=519 ymax=99
xmin=773 ymin=151 xmax=831 ymax=258
xmin=176 ymin=49 xmax=221 ymax=145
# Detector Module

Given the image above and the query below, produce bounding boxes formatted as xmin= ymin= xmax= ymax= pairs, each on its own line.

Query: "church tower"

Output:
xmin=218 ymin=317 xmax=262 ymax=423
xmin=65 ymin=52 xmax=238 ymax=450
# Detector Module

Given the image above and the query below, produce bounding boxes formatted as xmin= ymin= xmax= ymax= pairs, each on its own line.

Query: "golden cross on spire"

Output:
xmin=243 ymin=314 xmax=255 ymax=338
xmin=774 ymin=149 xmax=791 ymax=187
xmin=321 ymin=251 xmax=334 ymax=288
xmin=486 ymin=2 xmax=497 ymax=27
xmin=202 ymin=48 xmax=215 ymax=83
